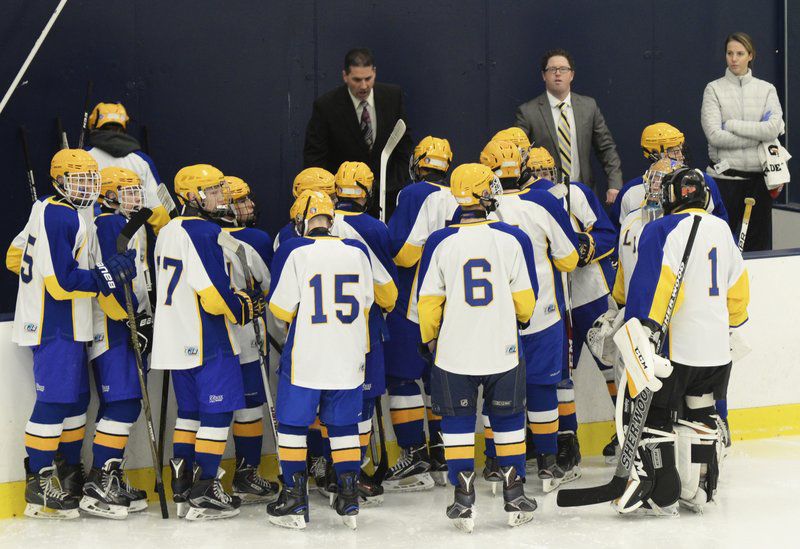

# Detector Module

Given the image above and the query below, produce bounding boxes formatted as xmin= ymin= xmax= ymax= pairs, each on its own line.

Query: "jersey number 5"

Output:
xmin=310 ymin=274 xmax=360 ymax=324
xmin=463 ymin=258 xmax=493 ymax=306
xmin=20 ymin=235 xmax=36 ymax=284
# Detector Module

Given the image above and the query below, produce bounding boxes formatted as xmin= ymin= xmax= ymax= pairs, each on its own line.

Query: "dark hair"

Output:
xmin=725 ymin=32 xmax=756 ymax=67
xmin=541 ymin=48 xmax=575 ymax=72
xmin=344 ymin=48 xmax=375 ymax=73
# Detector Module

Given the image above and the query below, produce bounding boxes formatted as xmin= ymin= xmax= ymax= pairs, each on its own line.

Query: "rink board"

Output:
xmin=0 ymin=252 xmax=799 ymax=518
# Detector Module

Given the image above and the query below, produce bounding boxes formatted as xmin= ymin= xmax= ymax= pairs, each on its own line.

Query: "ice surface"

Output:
xmin=1 ymin=436 xmax=798 ymax=549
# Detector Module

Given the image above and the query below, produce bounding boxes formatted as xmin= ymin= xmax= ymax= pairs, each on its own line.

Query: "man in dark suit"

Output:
xmin=304 ymin=48 xmax=413 ymax=218
xmin=516 ymin=48 xmax=623 ymax=204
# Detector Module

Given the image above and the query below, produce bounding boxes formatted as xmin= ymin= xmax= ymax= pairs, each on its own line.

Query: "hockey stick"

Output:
xmin=115 ymin=207 xmax=169 ymax=519
xmin=0 ymin=0 xmax=69 ymax=116
xmin=19 ymin=126 xmax=37 ymax=202
xmin=77 ymin=80 xmax=92 ymax=149
xmin=56 ymin=117 xmax=69 ymax=150
xmin=738 ymin=198 xmax=755 ymax=252
xmin=557 ymin=214 xmax=702 ymax=507
xmin=563 ymin=170 xmax=575 ymax=375
xmin=217 ymin=231 xmax=281 ymax=471
xmin=379 ymin=119 xmax=406 ymax=223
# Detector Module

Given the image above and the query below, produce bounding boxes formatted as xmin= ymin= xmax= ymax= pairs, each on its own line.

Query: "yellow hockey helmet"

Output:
xmin=290 ymin=190 xmax=335 ymax=229
xmin=643 ymin=158 xmax=683 ymax=202
xmin=173 ymin=164 xmax=230 ymax=218
xmin=641 ymin=123 xmax=685 ymax=160
xmin=491 ymin=127 xmax=531 ymax=149
xmin=292 ymin=168 xmax=335 ymax=198
xmin=100 ymin=166 xmax=143 ymax=216
xmin=226 ymin=176 xmax=257 ymax=226
xmin=450 ymin=163 xmax=502 ymax=208
xmin=50 ymin=148 xmax=100 ymax=209
xmin=480 ymin=140 xmax=521 ymax=180
xmin=526 ymin=146 xmax=558 ymax=182
xmin=226 ymin=176 xmax=251 ymax=201
xmin=411 ymin=136 xmax=453 ymax=181
xmin=88 ymin=102 xmax=129 ymax=130
xmin=334 ymin=161 xmax=374 ymax=199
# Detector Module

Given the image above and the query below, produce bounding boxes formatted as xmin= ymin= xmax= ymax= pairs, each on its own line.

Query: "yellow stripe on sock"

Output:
xmin=279 ymin=447 xmax=307 ymax=462
xmin=24 ymin=434 xmax=60 ymax=452
xmin=359 ymin=432 xmax=371 ymax=448
xmin=530 ymin=420 xmax=559 ymax=435
xmin=331 ymin=448 xmax=361 ymax=463
xmin=233 ymin=421 xmax=263 ymax=437
xmin=195 ymin=439 xmax=226 ymax=455
xmin=390 ymin=408 xmax=425 ymax=424
xmin=444 ymin=445 xmax=475 ymax=460
xmin=173 ymin=429 xmax=197 ymax=445
xmin=559 ymin=402 xmax=576 ymax=415
xmin=495 ymin=441 xmax=526 ymax=457
xmin=94 ymin=431 xmax=129 ymax=450
xmin=59 ymin=427 xmax=85 ymax=443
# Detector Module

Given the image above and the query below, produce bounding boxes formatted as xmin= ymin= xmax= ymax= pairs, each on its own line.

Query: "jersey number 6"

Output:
xmin=309 ymin=273 xmax=361 ymax=324
xmin=463 ymin=258 xmax=493 ymax=307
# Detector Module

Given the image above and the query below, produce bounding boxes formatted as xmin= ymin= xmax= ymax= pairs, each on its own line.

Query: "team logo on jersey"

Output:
xmin=505 ymin=344 xmax=517 ymax=354
xmin=545 ymin=304 xmax=555 ymax=315
xmin=94 ymin=333 xmax=105 ymax=343
xmin=35 ymin=383 xmax=45 ymax=392
xmin=209 ymin=394 xmax=224 ymax=403
xmin=185 ymin=346 xmax=199 ymax=356
xmin=359 ymin=362 xmax=365 ymax=372
xmin=460 ymin=399 xmax=469 ymax=407
xmin=102 ymin=385 xmax=110 ymax=393
xmin=492 ymin=399 xmax=511 ymax=406
xmin=24 ymin=323 xmax=38 ymax=333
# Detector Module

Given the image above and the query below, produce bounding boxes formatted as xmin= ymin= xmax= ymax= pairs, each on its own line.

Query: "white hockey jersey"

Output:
xmin=417 ymin=220 xmax=537 ymax=376
xmin=12 ymin=197 xmax=99 ymax=346
xmin=268 ymin=233 xmax=375 ymax=390
xmin=151 ymin=217 xmax=243 ymax=370
xmin=494 ymin=188 xmax=579 ymax=334
xmin=626 ymin=210 xmax=749 ymax=366
xmin=612 ymin=209 xmax=647 ymax=306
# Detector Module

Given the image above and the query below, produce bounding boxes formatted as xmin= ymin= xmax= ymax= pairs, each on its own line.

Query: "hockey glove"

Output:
xmin=613 ymin=317 xmax=673 ymax=398
xmin=234 ymin=288 xmax=266 ymax=325
xmin=517 ymin=318 xmax=531 ymax=331
xmin=93 ymin=250 xmax=137 ymax=295
xmin=576 ymin=232 xmax=596 ymax=267
xmin=586 ymin=306 xmax=625 ymax=366
xmin=418 ymin=342 xmax=435 ymax=367
xmin=126 ymin=311 xmax=153 ymax=358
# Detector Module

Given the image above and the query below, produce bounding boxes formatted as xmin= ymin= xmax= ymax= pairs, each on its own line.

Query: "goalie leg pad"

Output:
xmin=676 ymin=393 xmax=721 ymax=511
xmin=614 ymin=429 xmax=680 ymax=515
xmin=613 ymin=318 xmax=673 ymax=398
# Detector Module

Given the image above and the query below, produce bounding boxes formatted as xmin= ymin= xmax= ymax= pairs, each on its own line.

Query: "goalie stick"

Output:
xmin=116 ymin=207 xmax=169 ymax=518
xmin=557 ymin=214 xmax=702 ymax=507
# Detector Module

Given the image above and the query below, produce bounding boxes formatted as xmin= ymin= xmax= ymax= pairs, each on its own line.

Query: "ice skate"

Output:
xmin=482 ymin=456 xmax=502 ymax=496
xmin=267 ymin=472 xmax=309 ymax=530
xmin=357 ymin=469 xmax=384 ymax=506
xmin=114 ymin=461 xmax=148 ymax=513
xmin=170 ymin=457 xmax=193 ymax=518
xmin=54 ymin=456 xmax=85 ymax=499
xmin=334 ymin=471 xmax=359 ymax=530
xmin=603 ymin=432 xmax=620 ymax=464
xmin=232 ymin=457 xmax=279 ymax=504
xmin=383 ymin=444 xmax=434 ymax=492
xmin=185 ymin=467 xmax=240 ymax=521
xmin=79 ymin=459 xmax=132 ymax=519
xmin=446 ymin=470 xmax=476 ymax=533
xmin=502 ymin=466 xmax=537 ymax=527
xmin=556 ymin=432 xmax=582 ymax=484
xmin=23 ymin=459 xmax=79 ymax=520
xmin=429 ymin=433 xmax=448 ymax=486
xmin=536 ymin=453 xmax=565 ymax=493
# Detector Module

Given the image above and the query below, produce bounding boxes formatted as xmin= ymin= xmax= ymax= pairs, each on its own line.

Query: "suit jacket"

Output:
xmin=304 ymin=82 xmax=414 ymax=199
xmin=515 ymin=91 xmax=623 ymax=190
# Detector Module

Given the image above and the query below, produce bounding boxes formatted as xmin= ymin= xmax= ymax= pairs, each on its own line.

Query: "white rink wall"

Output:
xmin=1 ymin=254 xmax=799 ymax=483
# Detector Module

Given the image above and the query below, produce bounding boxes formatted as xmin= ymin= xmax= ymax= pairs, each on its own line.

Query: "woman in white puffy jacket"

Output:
xmin=701 ymin=32 xmax=785 ymax=251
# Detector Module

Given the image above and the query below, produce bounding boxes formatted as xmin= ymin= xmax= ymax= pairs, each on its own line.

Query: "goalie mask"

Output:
xmin=226 ymin=176 xmax=257 ymax=226
xmin=661 ymin=167 xmax=708 ymax=215
xmin=99 ymin=166 xmax=143 ymax=218
xmin=50 ymin=149 xmax=101 ymax=209
xmin=409 ymin=136 xmax=453 ymax=183
xmin=642 ymin=158 xmax=682 ymax=224
xmin=450 ymin=163 xmax=502 ymax=213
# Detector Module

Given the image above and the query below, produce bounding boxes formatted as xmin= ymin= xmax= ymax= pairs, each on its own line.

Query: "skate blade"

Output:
xmin=127 ymin=499 xmax=148 ymax=513
xmin=79 ymin=496 xmax=129 ymax=520
xmin=383 ymin=473 xmax=435 ymax=493
xmin=342 ymin=515 xmax=358 ymax=530
xmin=234 ymin=491 xmax=280 ymax=505
xmin=560 ymin=466 xmax=582 ymax=485
xmin=24 ymin=503 xmax=79 ymax=520
xmin=679 ymin=498 xmax=705 ymax=515
xmin=507 ymin=510 xmax=535 ymax=527
xmin=604 ymin=454 xmax=619 ymax=465
xmin=176 ymin=501 xmax=189 ymax=518
xmin=317 ymin=487 xmax=332 ymax=499
xmin=542 ymin=477 xmax=562 ymax=493
xmin=268 ymin=514 xmax=307 ymax=530
xmin=184 ymin=506 xmax=240 ymax=521
xmin=359 ymin=494 xmax=384 ymax=507
xmin=524 ymin=460 xmax=537 ymax=474
xmin=430 ymin=471 xmax=447 ymax=487
xmin=490 ymin=481 xmax=501 ymax=497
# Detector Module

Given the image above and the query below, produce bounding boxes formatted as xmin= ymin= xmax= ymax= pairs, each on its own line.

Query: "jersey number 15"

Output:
xmin=309 ymin=274 xmax=360 ymax=324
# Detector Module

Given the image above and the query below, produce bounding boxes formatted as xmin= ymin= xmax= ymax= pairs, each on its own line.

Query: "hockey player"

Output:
xmin=11 ymin=149 xmax=137 ymax=519
xmin=548 ymin=160 xmax=618 ymax=481
xmin=524 ymin=147 xmax=558 ymax=192
xmin=329 ymin=162 xmax=398 ymax=504
xmin=615 ymin=167 xmax=748 ymax=515
xmin=417 ymin=163 xmax=538 ymax=532
xmin=384 ymin=135 xmax=456 ymax=491
xmin=152 ymin=164 xmax=265 ymax=521
xmin=266 ymin=190 xmax=375 ymax=530
xmin=610 ymin=123 xmax=729 ymax=232
xmin=82 ymin=167 xmax=152 ymax=518
xmin=491 ymin=127 xmax=533 ymax=185
xmin=478 ymin=140 xmax=581 ymax=492
xmin=218 ymin=176 xmax=280 ymax=505
xmin=85 ymin=102 xmax=170 ymax=233
xmin=273 ymin=167 xmax=336 ymax=251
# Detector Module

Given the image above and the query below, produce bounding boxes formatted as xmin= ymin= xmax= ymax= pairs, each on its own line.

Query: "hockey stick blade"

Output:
xmin=556 ymin=475 xmax=627 ymax=507
xmin=157 ymin=183 xmax=179 ymax=219
xmin=117 ymin=208 xmax=153 ymax=252
xmin=379 ymin=119 xmax=406 ymax=222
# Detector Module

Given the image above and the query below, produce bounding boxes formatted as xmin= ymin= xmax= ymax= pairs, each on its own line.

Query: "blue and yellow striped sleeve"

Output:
xmin=42 ymin=201 xmax=98 ymax=299
xmin=416 ymin=227 xmax=455 ymax=343
xmin=388 ymin=184 xmax=438 ymax=267
xmin=532 ymin=189 xmax=579 ymax=272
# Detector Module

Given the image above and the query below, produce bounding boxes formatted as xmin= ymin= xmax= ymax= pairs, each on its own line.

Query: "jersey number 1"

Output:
xmin=708 ymin=247 xmax=719 ymax=296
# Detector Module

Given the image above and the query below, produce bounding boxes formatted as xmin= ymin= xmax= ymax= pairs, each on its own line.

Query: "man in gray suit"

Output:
xmin=516 ymin=49 xmax=623 ymax=204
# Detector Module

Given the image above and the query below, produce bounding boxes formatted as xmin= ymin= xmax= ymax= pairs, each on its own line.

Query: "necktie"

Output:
xmin=557 ymin=101 xmax=572 ymax=182
xmin=360 ymin=101 xmax=373 ymax=150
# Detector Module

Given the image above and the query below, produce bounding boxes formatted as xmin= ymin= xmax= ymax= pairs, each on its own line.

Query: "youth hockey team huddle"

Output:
xmin=7 ymin=102 xmax=749 ymax=532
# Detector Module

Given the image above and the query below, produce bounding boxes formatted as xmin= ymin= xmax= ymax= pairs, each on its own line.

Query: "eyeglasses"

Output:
xmin=544 ymin=67 xmax=572 ymax=75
